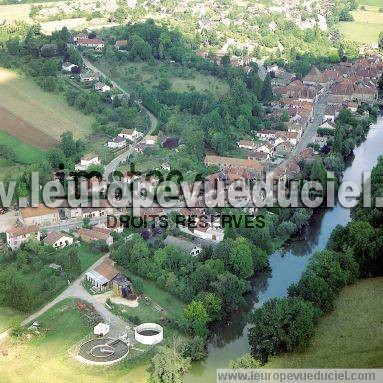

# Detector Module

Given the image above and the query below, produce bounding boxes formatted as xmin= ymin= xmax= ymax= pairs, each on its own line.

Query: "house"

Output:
xmin=319 ymin=120 xmax=336 ymax=130
xmin=255 ymin=142 xmax=274 ymax=155
xmin=324 ymin=104 xmax=341 ymax=122
xmin=353 ymin=85 xmax=378 ymax=103
xmin=77 ymin=227 xmax=113 ymax=246
xmin=94 ymin=82 xmax=111 ymax=93
xmin=73 ymin=32 xmax=88 ymax=41
xmin=302 ymin=66 xmax=328 ymax=86
xmin=247 ymin=151 xmax=271 ymax=162
xmin=193 ymin=223 xmax=224 ymax=242
xmin=107 ymin=136 xmax=126 ymax=148
xmin=115 ymin=40 xmax=128 ymax=50
xmin=237 ymin=140 xmax=255 ymax=150
xmin=85 ymin=259 xmax=119 ymax=291
xmin=6 ymin=225 xmax=40 ymax=250
xmin=62 ymin=61 xmax=78 ymax=73
xmin=21 ymin=205 xmax=60 ymax=226
xmin=58 ymin=200 xmax=82 ymax=219
xmin=275 ymin=131 xmax=300 ymax=146
xmin=164 ymin=235 xmax=202 ymax=257
xmin=76 ymin=38 xmax=104 ymax=50
xmin=75 ymin=153 xmax=100 ymax=171
xmin=204 ymin=155 xmax=264 ymax=176
xmin=80 ymin=71 xmax=99 ymax=82
xmin=256 ymin=130 xmax=276 ymax=140
xmin=144 ymin=135 xmax=158 ymax=145
xmin=118 ymin=129 xmax=143 ymax=142
xmin=43 ymin=231 xmax=73 ymax=248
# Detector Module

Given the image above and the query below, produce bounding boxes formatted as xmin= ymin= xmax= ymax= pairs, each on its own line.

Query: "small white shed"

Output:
xmin=94 ymin=323 xmax=110 ymax=337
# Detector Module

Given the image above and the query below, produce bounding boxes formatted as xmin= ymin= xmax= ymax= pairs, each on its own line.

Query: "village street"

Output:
xmin=80 ymin=55 xmax=158 ymax=180
xmin=0 ymin=253 xmax=132 ymax=344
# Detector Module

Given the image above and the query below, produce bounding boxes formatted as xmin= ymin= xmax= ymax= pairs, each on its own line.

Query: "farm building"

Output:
xmin=112 ymin=274 xmax=136 ymax=299
xmin=77 ymin=227 xmax=113 ymax=246
xmin=86 ymin=260 xmax=119 ymax=292
xmin=21 ymin=205 xmax=60 ymax=227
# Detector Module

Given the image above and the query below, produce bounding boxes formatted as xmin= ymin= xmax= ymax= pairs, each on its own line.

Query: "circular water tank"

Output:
xmin=134 ymin=323 xmax=163 ymax=345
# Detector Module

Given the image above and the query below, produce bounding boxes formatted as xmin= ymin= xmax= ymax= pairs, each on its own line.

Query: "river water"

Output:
xmin=186 ymin=115 xmax=383 ymax=383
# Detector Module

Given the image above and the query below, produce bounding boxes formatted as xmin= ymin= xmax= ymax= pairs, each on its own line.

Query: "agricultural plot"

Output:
xmin=337 ymin=6 xmax=383 ymax=43
xmin=0 ymin=68 xmax=94 ymax=142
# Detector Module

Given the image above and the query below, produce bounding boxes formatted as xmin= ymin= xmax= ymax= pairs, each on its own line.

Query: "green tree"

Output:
xmin=151 ymin=343 xmax=191 ymax=383
xmin=248 ymin=297 xmax=320 ymax=363
xmin=183 ymin=300 xmax=210 ymax=338
xmin=228 ymin=237 xmax=254 ymax=279
xmin=230 ymin=353 xmax=261 ymax=368
xmin=261 ymin=74 xmax=273 ymax=102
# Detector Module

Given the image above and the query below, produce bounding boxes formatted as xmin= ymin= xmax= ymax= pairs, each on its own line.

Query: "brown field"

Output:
xmin=0 ymin=68 xmax=94 ymax=141
xmin=0 ymin=107 xmax=58 ymax=149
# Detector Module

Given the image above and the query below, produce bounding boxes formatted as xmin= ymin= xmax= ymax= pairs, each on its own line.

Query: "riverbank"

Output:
xmin=186 ymin=114 xmax=383 ymax=383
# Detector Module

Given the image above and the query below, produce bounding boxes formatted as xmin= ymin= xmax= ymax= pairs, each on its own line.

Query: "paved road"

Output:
xmin=81 ymin=57 xmax=158 ymax=180
xmin=0 ymin=254 xmax=132 ymax=343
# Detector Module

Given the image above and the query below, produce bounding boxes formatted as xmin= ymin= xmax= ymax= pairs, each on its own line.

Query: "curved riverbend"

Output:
xmin=186 ymin=115 xmax=383 ymax=383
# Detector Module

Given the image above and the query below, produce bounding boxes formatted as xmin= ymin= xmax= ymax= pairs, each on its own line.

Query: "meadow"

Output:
xmin=0 ymin=67 xmax=94 ymax=142
xmin=337 ymin=5 xmax=383 ymax=43
xmin=98 ymin=60 xmax=229 ymax=98
xmin=267 ymin=278 xmax=383 ymax=368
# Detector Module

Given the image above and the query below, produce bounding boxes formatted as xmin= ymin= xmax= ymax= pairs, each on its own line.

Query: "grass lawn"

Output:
xmin=75 ymin=244 xmax=106 ymax=271
xmin=0 ymin=306 xmax=23 ymax=333
xmin=337 ymin=7 xmax=383 ymax=43
xmin=0 ymin=67 xmax=94 ymax=141
xmin=267 ymin=278 xmax=383 ymax=368
xmin=98 ymin=60 xmax=229 ymax=98
xmin=0 ymin=131 xmax=44 ymax=164
xmin=121 ymin=269 xmax=185 ymax=320
xmin=0 ymin=299 xmax=150 ymax=383
xmin=359 ymin=0 xmax=383 ymax=6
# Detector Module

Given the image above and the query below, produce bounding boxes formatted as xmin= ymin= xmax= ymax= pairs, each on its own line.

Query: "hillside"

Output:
xmin=267 ymin=278 xmax=383 ymax=368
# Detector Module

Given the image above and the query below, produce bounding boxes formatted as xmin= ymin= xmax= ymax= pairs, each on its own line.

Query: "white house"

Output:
xmin=6 ymin=225 xmax=40 ymax=250
xmin=75 ymin=153 xmax=100 ymax=171
xmin=94 ymin=82 xmax=111 ymax=93
xmin=164 ymin=235 xmax=202 ymax=257
xmin=118 ymin=129 xmax=143 ymax=142
xmin=256 ymin=130 xmax=276 ymax=140
xmin=107 ymin=136 xmax=126 ymax=148
xmin=76 ymin=38 xmax=104 ymax=50
xmin=319 ymin=120 xmax=336 ymax=130
xmin=144 ymin=135 xmax=158 ymax=145
xmin=237 ymin=140 xmax=255 ymax=150
xmin=43 ymin=231 xmax=73 ymax=248
xmin=80 ymin=71 xmax=99 ymax=82
xmin=62 ymin=61 xmax=78 ymax=72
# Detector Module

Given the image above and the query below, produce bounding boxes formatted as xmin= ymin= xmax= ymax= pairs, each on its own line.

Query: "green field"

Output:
xmin=267 ymin=278 xmax=383 ymax=368
xmin=0 ymin=131 xmax=44 ymax=164
xmin=358 ymin=0 xmax=383 ymax=6
xmin=98 ymin=60 xmax=229 ymax=97
xmin=338 ymin=6 xmax=383 ymax=43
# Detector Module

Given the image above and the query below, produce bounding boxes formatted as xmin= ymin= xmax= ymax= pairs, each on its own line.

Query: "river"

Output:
xmin=186 ymin=115 xmax=383 ymax=383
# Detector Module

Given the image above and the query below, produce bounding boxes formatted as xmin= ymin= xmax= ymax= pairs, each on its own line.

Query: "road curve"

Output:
xmin=81 ymin=57 xmax=158 ymax=179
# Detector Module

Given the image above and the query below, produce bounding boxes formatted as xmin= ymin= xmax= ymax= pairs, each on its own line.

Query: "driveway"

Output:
xmin=0 ymin=254 xmax=133 ymax=343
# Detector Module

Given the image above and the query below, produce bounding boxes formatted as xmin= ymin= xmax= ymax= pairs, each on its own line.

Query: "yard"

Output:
xmin=97 ymin=60 xmax=229 ymax=98
xmin=0 ymin=67 xmax=94 ymax=143
xmin=0 ymin=299 xmax=150 ymax=383
xmin=337 ymin=6 xmax=383 ymax=43
xmin=267 ymin=278 xmax=383 ymax=368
